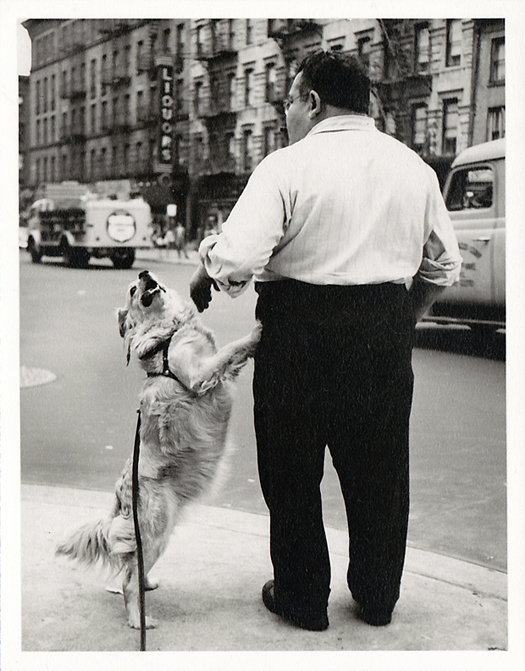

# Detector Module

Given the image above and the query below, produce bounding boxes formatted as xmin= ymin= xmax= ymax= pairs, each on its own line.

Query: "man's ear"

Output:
xmin=308 ymin=90 xmax=322 ymax=119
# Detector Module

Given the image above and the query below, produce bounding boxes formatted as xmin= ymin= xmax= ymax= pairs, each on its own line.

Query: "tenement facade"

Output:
xmin=22 ymin=18 xmax=505 ymax=239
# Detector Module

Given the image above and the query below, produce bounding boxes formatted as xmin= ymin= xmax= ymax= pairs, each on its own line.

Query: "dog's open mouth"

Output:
xmin=138 ymin=271 xmax=166 ymax=307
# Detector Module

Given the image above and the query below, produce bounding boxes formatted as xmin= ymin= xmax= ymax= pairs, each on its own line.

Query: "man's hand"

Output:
xmin=190 ymin=264 xmax=219 ymax=312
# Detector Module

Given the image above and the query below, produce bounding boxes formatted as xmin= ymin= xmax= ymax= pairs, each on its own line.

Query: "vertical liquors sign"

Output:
xmin=158 ymin=63 xmax=174 ymax=166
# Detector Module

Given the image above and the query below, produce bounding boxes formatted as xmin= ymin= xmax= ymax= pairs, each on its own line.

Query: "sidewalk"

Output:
xmin=135 ymin=246 xmax=200 ymax=267
xmin=20 ymin=483 xmax=507 ymax=654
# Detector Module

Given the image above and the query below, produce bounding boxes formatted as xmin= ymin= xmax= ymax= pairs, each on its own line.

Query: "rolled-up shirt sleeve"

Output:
xmin=416 ymin=169 xmax=463 ymax=286
xmin=198 ymin=155 xmax=288 ymax=297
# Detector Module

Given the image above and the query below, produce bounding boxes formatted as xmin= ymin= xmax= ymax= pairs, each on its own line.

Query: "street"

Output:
xmin=19 ymin=253 xmax=507 ymax=572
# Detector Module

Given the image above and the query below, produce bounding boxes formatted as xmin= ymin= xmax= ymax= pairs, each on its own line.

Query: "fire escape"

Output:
xmin=267 ymin=19 xmax=324 ymax=121
xmin=194 ymin=20 xmax=239 ymax=178
xmin=374 ymin=20 xmax=433 ymax=143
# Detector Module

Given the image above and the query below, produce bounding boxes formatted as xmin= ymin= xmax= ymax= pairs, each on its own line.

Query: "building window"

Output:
xmin=265 ymin=63 xmax=277 ymax=102
xmin=244 ymin=68 xmax=253 ymax=107
xmin=101 ymin=55 xmax=107 ymax=95
xmin=357 ymin=35 xmax=371 ymax=70
xmin=36 ymin=119 xmax=41 ymax=145
xmin=51 ymin=115 xmax=56 ymax=143
xmin=136 ymin=89 xmax=145 ymax=120
xmin=242 ymin=129 xmax=253 ymax=172
xmin=194 ymin=134 xmax=204 ymax=163
xmin=490 ymin=37 xmax=505 ymax=83
xmin=136 ymin=40 xmax=144 ymax=71
xmin=91 ymin=104 xmax=96 ymax=134
xmin=194 ymin=81 xmax=203 ymax=115
xmin=51 ymin=74 xmax=56 ymax=111
xmin=196 ymin=25 xmax=204 ymax=56
xmin=90 ymin=149 xmax=96 ymax=179
xmin=113 ymin=97 xmax=119 ymax=126
xmin=176 ymin=24 xmax=184 ymax=56
xmin=487 ymin=106 xmax=505 ymax=141
xmin=226 ymin=131 xmax=235 ymax=159
xmin=51 ymin=156 xmax=56 ymax=182
xmin=227 ymin=72 xmax=236 ymax=109
xmin=263 ymin=124 xmax=276 ymax=156
xmin=442 ymin=98 xmax=459 ymax=155
xmin=62 ymin=112 xmax=67 ymax=138
xmin=43 ymin=118 xmax=48 ymax=145
xmin=246 ymin=19 xmax=253 ymax=45
xmin=411 ymin=103 xmax=427 ymax=153
xmin=446 ymin=19 xmax=462 ymax=67
xmin=415 ymin=24 xmax=430 ymax=73
xmin=163 ymin=28 xmax=171 ymax=52
xmin=227 ymin=19 xmax=235 ymax=49
xmin=101 ymin=101 xmax=107 ymax=130
xmin=36 ymin=80 xmax=41 ymax=114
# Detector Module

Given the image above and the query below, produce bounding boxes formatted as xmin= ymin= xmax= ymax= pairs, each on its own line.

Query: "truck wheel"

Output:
xmin=61 ymin=240 xmax=90 ymax=267
xmin=27 ymin=239 xmax=43 ymax=263
xmin=111 ymin=249 xmax=135 ymax=270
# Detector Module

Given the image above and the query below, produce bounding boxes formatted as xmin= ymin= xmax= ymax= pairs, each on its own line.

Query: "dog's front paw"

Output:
xmin=247 ymin=321 xmax=263 ymax=355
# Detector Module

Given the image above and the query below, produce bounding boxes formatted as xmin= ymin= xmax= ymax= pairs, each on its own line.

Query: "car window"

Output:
xmin=446 ymin=166 xmax=494 ymax=211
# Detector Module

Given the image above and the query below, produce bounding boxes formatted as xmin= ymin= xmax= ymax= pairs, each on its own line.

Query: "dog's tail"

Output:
xmin=55 ymin=517 xmax=117 ymax=569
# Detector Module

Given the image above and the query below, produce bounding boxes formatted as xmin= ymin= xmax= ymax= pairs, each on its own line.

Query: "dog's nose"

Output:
xmin=139 ymin=270 xmax=158 ymax=292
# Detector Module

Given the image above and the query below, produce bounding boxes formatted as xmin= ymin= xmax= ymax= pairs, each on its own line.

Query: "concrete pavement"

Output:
xmin=20 ymin=483 xmax=507 ymax=654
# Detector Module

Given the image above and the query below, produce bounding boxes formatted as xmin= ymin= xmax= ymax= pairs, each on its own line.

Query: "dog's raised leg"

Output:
xmin=170 ymin=323 xmax=262 ymax=395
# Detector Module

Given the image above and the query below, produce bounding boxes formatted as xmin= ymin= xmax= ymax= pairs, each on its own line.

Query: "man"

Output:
xmin=190 ymin=51 xmax=462 ymax=632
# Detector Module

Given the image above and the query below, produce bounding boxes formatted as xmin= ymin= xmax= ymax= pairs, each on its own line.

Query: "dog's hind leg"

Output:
xmin=122 ymin=560 xmax=158 ymax=629
xmin=122 ymin=543 xmax=164 ymax=628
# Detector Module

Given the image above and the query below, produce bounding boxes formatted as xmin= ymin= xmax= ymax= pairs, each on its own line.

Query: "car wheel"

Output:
xmin=27 ymin=238 xmax=43 ymax=263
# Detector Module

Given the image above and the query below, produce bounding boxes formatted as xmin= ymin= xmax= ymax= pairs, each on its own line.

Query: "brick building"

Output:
xmin=22 ymin=18 xmax=505 ymax=238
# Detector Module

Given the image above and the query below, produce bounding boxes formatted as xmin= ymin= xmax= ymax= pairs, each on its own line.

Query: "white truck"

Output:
xmin=26 ymin=182 xmax=153 ymax=269
xmin=424 ymin=138 xmax=505 ymax=332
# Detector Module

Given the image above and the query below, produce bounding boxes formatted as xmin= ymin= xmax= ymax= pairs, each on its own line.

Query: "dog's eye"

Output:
xmin=130 ymin=286 xmax=137 ymax=297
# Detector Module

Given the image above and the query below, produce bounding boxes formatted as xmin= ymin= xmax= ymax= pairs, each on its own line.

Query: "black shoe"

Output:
xmin=262 ymin=580 xmax=329 ymax=632
xmin=358 ymin=603 xmax=393 ymax=627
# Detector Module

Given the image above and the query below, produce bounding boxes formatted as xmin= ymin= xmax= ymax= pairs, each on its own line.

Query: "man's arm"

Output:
xmin=408 ymin=279 xmax=446 ymax=322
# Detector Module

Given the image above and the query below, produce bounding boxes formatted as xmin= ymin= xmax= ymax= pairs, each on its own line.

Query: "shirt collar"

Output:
xmin=307 ymin=115 xmax=376 ymax=137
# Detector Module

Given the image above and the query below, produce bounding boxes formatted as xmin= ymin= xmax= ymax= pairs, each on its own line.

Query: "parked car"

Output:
xmin=424 ymin=138 xmax=505 ymax=332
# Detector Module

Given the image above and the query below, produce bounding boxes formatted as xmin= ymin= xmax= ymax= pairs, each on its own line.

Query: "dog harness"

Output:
xmin=143 ymin=338 xmax=190 ymax=390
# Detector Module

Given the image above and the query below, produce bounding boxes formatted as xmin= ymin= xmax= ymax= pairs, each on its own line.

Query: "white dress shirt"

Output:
xmin=199 ymin=115 xmax=462 ymax=296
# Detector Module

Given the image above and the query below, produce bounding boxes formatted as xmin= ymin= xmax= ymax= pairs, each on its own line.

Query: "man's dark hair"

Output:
xmin=296 ymin=50 xmax=370 ymax=114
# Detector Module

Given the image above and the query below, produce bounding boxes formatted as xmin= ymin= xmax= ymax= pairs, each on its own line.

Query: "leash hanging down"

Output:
xmin=132 ymin=408 xmax=147 ymax=651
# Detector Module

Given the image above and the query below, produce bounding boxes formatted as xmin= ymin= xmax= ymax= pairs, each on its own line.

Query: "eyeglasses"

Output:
xmin=283 ymin=95 xmax=301 ymax=114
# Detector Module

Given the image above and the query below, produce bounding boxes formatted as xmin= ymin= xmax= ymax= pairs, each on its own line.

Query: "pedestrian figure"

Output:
xmin=190 ymin=50 xmax=462 ymax=631
xmin=174 ymin=222 xmax=189 ymax=258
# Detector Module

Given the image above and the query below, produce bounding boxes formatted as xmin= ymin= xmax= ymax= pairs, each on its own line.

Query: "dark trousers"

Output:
xmin=253 ymin=280 xmax=415 ymax=619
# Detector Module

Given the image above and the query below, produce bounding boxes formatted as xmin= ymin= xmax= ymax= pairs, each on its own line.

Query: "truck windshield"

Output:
xmin=446 ymin=166 xmax=494 ymax=211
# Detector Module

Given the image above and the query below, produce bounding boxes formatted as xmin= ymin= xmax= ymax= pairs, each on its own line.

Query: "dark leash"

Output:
xmin=132 ymin=408 xmax=147 ymax=651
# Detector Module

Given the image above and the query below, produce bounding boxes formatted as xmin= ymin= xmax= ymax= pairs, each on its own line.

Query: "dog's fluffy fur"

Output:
xmin=56 ymin=270 xmax=261 ymax=628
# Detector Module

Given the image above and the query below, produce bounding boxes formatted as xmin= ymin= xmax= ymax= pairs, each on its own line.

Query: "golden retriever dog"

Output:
xmin=56 ymin=269 xmax=261 ymax=628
